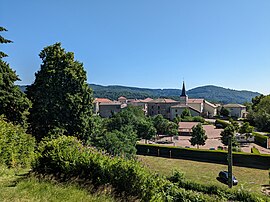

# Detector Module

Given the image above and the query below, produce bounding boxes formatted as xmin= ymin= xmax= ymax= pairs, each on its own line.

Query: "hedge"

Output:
xmin=253 ymin=132 xmax=268 ymax=148
xmin=251 ymin=147 xmax=260 ymax=154
xmin=215 ymin=119 xmax=230 ymax=129
xmin=136 ymin=144 xmax=270 ymax=169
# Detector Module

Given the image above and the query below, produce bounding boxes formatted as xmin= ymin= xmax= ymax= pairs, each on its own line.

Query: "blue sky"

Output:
xmin=1 ymin=0 xmax=270 ymax=94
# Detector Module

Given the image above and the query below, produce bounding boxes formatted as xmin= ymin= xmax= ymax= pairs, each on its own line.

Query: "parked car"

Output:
xmin=218 ymin=171 xmax=238 ymax=185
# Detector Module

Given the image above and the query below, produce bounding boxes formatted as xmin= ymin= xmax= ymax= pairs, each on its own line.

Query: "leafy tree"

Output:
xmin=220 ymin=125 xmax=238 ymax=146
xmin=220 ymin=107 xmax=230 ymax=117
xmin=136 ymin=118 xmax=156 ymax=142
xmin=229 ymin=118 xmax=239 ymax=132
xmin=152 ymin=114 xmax=178 ymax=136
xmin=91 ymin=125 xmax=137 ymax=158
xmin=181 ymin=108 xmax=191 ymax=118
xmin=0 ymin=27 xmax=31 ymax=127
xmin=247 ymin=95 xmax=270 ymax=132
xmin=26 ymin=43 xmax=93 ymax=141
xmin=239 ymin=122 xmax=254 ymax=134
xmin=189 ymin=123 xmax=207 ymax=149
xmin=251 ymin=94 xmax=265 ymax=111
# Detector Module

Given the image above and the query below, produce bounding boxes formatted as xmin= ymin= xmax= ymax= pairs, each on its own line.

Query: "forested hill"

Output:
xmin=18 ymin=84 xmax=261 ymax=104
xmin=89 ymin=84 xmax=260 ymax=104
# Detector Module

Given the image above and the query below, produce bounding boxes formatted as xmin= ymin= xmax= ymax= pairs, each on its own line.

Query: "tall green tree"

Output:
xmin=27 ymin=43 xmax=93 ymax=141
xmin=189 ymin=123 xmax=207 ymax=149
xmin=220 ymin=125 xmax=238 ymax=146
xmin=0 ymin=27 xmax=31 ymax=127
xmin=181 ymin=108 xmax=191 ymax=118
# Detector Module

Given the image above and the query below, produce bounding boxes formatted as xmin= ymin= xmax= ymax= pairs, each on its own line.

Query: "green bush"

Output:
xmin=34 ymin=135 xmax=216 ymax=201
xmin=253 ymin=132 xmax=268 ymax=147
xmin=167 ymin=172 xmax=269 ymax=202
xmin=251 ymin=147 xmax=260 ymax=154
xmin=0 ymin=117 xmax=36 ymax=168
xmin=215 ymin=119 xmax=230 ymax=129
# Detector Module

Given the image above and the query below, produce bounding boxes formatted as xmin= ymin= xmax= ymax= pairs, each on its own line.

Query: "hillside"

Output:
xmin=18 ymin=84 xmax=261 ymax=104
xmin=89 ymin=84 xmax=260 ymax=104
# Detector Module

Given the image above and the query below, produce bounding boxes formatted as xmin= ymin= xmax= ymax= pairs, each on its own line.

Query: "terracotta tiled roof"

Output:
xmin=178 ymin=122 xmax=199 ymax=129
xmin=94 ymin=98 xmax=112 ymax=103
xmin=118 ymin=96 xmax=127 ymax=100
xmin=223 ymin=104 xmax=246 ymax=108
xmin=141 ymin=98 xmax=153 ymax=102
xmin=188 ymin=99 xmax=204 ymax=104
xmin=149 ymin=98 xmax=178 ymax=103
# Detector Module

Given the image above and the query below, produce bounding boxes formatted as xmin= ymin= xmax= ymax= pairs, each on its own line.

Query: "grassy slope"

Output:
xmin=138 ymin=155 xmax=269 ymax=195
xmin=0 ymin=167 xmax=115 ymax=202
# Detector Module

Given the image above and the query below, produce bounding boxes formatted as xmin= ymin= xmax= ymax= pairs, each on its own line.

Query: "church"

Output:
xmin=147 ymin=82 xmax=218 ymax=120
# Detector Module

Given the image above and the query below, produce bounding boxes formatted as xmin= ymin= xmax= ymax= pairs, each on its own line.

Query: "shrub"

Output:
xmin=252 ymin=132 xmax=268 ymax=148
xmin=215 ymin=119 xmax=230 ymax=129
xmin=0 ymin=117 xmax=36 ymax=168
xmin=34 ymin=135 xmax=215 ymax=201
xmin=251 ymin=147 xmax=260 ymax=154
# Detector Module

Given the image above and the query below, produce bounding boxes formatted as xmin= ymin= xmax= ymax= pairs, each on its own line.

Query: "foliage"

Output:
xmin=0 ymin=27 xmax=31 ymax=128
xmin=251 ymin=147 xmax=260 ymax=154
xmin=252 ymin=132 xmax=268 ymax=147
xmin=26 ymin=43 xmax=94 ymax=141
xmin=181 ymin=108 xmax=191 ymax=118
xmin=34 ymin=135 xmax=215 ymax=201
xmin=174 ymin=116 xmax=205 ymax=123
xmin=220 ymin=125 xmax=238 ymax=146
xmin=152 ymin=115 xmax=178 ymax=136
xmin=215 ymin=119 xmax=230 ymax=129
xmin=189 ymin=123 xmax=207 ymax=149
xmin=239 ymin=122 xmax=254 ymax=134
xmin=91 ymin=125 xmax=137 ymax=159
xmin=247 ymin=95 xmax=270 ymax=132
xmin=167 ymin=171 xmax=268 ymax=202
xmin=229 ymin=118 xmax=239 ymax=132
xmin=0 ymin=117 xmax=36 ymax=168
xmin=220 ymin=107 xmax=230 ymax=117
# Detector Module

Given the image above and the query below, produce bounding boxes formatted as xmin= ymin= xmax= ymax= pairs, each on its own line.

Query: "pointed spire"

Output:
xmin=181 ymin=81 xmax=187 ymax=97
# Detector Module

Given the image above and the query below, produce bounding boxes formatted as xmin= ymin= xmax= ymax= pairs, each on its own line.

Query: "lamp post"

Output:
xmin=228 ymin=134 xmax=233 ymax=188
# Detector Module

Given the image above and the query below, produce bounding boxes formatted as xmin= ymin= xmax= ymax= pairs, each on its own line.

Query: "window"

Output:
xmin=175 ymin=109 xmax=178 ymax=112
xmin=158 ymin=106 xmax=160 ymax=109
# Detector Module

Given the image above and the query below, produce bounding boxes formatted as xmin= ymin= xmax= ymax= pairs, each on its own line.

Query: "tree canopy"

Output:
xmin=0 ymin=27 xmax=31 ymax=127
xmin=220 ymin=125 xmax=238 ymax=146
xmin=27 ymin=43 xmax=94 ymax=141
xmin=189 ymin=123 xmax=207 ymax=149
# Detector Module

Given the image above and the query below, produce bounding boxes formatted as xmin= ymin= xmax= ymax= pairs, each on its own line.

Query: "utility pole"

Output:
xmin=228 ymin=134 xmax=233 ymax=188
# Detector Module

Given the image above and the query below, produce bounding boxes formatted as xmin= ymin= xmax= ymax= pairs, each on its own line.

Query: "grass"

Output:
xmin=0 ymin=166 xmax=116 ymax=202
xmin=138 ymin=155 xmax=269 ymax=195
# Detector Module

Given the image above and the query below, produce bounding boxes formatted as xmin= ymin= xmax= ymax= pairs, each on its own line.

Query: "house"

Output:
xmin=93 ymin=98 xmax=113 ymax=114
xmin=223 ymin=104 xmax=247 ymax=118
xmin=99 ymin=102 xmax=126 ymax=118
xmin=128 ymin=98 xmax=153 ymax=115
xmin=118 ymin=96 xmax=127 ymax=104
xmin=147 ymin=98 xmax=179 ymax=119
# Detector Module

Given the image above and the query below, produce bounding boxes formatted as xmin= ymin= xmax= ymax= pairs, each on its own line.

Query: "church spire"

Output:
xmin=181 ymin=81 xmax=187 ymax=97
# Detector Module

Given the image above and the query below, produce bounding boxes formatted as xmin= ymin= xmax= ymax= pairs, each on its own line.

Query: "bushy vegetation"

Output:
xmin=215 ymin=119 xmax=230 ymax=129
xmin=253 ymin=132 xmax=268 ymax=147
xmin=0 ymin=117 xmax=35 ymax=168
xmin=167 ymin=170 xmax=269 ymax=202
xmin=251 ymin=147 xmax=260 ymax=154
xmin=34 ymin=135 xmax=220 ymax=201
xmin=247 ymin=95 xmax=270 ymax=132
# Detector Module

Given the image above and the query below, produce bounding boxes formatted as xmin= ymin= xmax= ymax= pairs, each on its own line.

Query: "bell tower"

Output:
xmin=180 ymin=81 xmax=188 ymax=105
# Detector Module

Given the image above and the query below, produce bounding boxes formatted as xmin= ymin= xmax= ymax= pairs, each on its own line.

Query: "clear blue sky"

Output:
xmin=1 ymin=0 xmax=270 ymax=94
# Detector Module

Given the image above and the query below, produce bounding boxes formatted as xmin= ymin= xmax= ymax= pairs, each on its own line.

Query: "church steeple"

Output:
xmin=181 ymin=81 xmax=187 ymax=97
xmin=180 ymin=81 xmax=188 ymax=105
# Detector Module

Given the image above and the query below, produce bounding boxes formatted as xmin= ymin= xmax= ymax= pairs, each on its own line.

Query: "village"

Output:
xmin=94 ymin=82 xmax=270 ymax=154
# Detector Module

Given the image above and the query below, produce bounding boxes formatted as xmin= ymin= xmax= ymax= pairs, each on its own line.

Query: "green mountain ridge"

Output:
xmin=18 ymin=84 xmax=261 ymax=104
